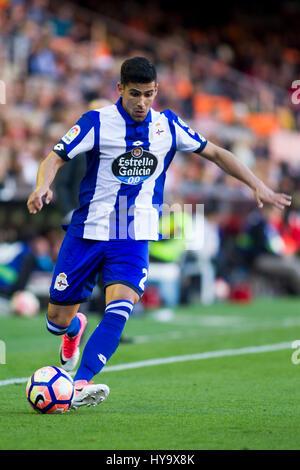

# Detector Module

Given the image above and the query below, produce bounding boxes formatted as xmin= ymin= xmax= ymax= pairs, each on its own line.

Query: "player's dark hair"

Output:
xmin=120 ymin=57 xmax=157 ymax=85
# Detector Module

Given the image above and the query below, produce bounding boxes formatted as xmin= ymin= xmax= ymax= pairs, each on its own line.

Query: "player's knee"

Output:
xmin=105 ymin=284 xmax=140 ymax=305
xmin=107 ymin=293 xmax=140 ymax=306
xmin=47 ymin=303 xmax=78 ymax=327
xmin=129 ymin=292 xmax=140 ymax=305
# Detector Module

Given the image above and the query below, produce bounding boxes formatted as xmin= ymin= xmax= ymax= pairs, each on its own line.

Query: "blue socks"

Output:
xmin=46 ymin=300 xmax=134 ymax=383
xmin=65 ymin=315 xmax=81 ymax=337
xmin=74 ymin=299 xmax=134 ymax=383
xmin=46 ymin=314 xmax=81 ymax=338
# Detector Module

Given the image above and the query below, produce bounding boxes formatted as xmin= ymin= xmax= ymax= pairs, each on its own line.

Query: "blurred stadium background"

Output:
xmin=1 ymin=0 xmax=300 ymax=315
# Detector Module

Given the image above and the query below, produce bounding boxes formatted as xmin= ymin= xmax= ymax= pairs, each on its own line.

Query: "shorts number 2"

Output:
xmin=139 ymin=268 xmax=148 ymax=291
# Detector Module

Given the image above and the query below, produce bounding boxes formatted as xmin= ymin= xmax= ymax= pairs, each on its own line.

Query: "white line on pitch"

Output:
xmin=0 ymin=341 xmax=293 ymax=387
xmin=134 ymin=317 xmax=300 ymax=343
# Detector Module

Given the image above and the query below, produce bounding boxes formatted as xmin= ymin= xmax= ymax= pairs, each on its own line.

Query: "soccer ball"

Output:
xmin=11 ymin=290 xmax=40 ymax=317
xmin=214 ymin=278 xmax=230 ymax=301
xmin=26 ymin=366 xmax=74 ymax=414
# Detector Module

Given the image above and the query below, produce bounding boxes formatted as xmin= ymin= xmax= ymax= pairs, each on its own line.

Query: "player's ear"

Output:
xmin=117 ymin=82 xmax=123 ymax=96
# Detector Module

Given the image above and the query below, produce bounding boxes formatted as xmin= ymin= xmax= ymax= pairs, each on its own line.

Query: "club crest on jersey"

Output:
xmin=54 ymin=273 xmax=69 ymax=291
xmin=112 ymin=147 xmax=158 ymax=185
xmin=62 ymin=125 xmax=81 ymax=144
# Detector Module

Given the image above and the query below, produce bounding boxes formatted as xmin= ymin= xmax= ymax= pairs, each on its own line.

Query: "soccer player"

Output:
xmin=27 ymin=57 xmax=292 ymax=409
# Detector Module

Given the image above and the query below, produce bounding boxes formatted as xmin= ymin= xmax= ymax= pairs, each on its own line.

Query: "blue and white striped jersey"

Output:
xmin=53 ymin=98 xmax=207 ymax=241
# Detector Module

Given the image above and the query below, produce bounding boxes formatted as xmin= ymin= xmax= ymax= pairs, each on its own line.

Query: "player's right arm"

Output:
xmin=27 ymin=151 xmax=66 ymax=214
xmin=27 ymin=111 xmax=97 ymax=215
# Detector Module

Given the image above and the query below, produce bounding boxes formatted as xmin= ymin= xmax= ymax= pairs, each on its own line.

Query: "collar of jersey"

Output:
xmin=116 ymin=98 xmax=152 ymax=124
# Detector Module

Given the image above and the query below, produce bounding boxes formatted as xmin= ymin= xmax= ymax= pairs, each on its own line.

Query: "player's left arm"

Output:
xmin=198 ymin=141 xmax=292 ymax=210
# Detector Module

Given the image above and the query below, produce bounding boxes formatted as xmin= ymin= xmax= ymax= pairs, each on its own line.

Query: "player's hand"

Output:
xmin=254 ymin=182 xmax=292 ymax=210
xmin=27 ymin=187 xmax=53 ymax=214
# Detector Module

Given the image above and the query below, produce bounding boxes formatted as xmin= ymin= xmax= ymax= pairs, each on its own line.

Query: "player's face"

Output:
xmin=118 ymin=82 xmax=158 ymax=122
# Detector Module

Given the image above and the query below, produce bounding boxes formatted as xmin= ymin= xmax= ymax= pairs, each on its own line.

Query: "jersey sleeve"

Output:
xmin=53 ymin=111 xmax=96 ymax=161
xmin=166 ymin=110 xmax=207 ymax=154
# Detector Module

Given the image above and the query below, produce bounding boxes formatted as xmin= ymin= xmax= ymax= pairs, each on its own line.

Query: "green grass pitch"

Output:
xmin=0 ymin=297 xmax=300 ymax=450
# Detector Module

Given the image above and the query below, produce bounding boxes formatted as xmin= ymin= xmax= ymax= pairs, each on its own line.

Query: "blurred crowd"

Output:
xmin=1 ymin=0 xmax=300 ymax=304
